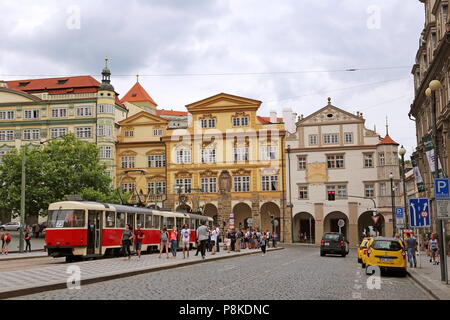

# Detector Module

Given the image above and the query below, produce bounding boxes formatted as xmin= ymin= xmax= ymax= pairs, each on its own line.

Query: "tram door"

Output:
xmin=87 ymin=210 xmax=103 ymax=255
xmin=127 ymin=213 xmax=135 ymax=229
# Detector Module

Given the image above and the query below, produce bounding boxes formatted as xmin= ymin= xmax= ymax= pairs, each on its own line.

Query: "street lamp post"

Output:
xmin=389 ymin=172 xmax=396 ymax=237
xmin=426 ymin=79 xmax=448 ymax=283
xmin=399 ymin=146 xmax=408 ymax=229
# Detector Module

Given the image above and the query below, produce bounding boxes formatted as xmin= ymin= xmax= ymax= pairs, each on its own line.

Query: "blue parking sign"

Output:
xmin=409 ymin=198 xmax=431 ymax=227
xmin=435 ymin=179 xmax=450 ymax=199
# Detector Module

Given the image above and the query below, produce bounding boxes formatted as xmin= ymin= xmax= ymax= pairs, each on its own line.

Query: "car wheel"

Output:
xmin=0 ymin=227 xmax=4 ymax=231
xmin=320 ymin=251 xmax=325 ymax=257
xmin=361 ymin=263 xmax=366 ymax=268
xmin=17 ymin=228 xmax=20 ymax=231
xmin=358 ymin=258 xmax=362 ymax=264
xmin=341 ymin=252 xmax=346 ymax=257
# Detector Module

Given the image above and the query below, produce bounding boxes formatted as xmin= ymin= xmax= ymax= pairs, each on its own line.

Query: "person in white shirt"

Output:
xmin=180 ymin=224 xmax=191 ymax=259
xmin=210 ymin=225 xmax=219 ymax=255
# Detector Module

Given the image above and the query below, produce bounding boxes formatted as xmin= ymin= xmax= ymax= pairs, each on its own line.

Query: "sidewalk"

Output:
xmin=407 ymin=251 xmax=450 ymax=300
xmin=0 ymin=251 xmax=47 ymax=261
xmin=0 ymin=246 xmax=283 ymax=299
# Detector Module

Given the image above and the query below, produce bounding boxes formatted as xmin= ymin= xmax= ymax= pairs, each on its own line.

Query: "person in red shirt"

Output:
xmin=24 ymin=232 xmax=32 ymax=253
xmin=134 ymin=225 xmax=145 ymax=259
xmin=2 ymin=232 xmax=11 ymax=255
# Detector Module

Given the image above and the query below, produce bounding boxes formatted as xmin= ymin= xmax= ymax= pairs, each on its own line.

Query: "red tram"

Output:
xmin=45 ymin=201 xmax=213 ymax=262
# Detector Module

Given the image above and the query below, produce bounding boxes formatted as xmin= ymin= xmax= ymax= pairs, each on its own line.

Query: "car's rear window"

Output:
xmin=323 ymin=234 xmax=340 ymax=241
xmin=371 ymin=240 xmax=402 ymax=251
xmin=360 ymin=240 xmax=368 ymax=247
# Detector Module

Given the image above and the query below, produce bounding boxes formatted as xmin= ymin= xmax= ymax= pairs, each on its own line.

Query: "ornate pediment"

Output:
xmin=260 ymin=167 xmax=279 ymax=176
xmin=145 ymin=149 xmax=165 ymax=155
xmin=232 ymin=168 xmax=251 ymax=176
xmin=200 ymin=170 xmax=218 ymax=177
xmin=146 ymin=175 xmax=166 ymax=181
xmin=186 ymin=93 xmax=262 ymax=112
xmin=119 ymin=150 xmax=138 ymax=156
xmin=175 ymin=170 xmax=192 ymax=179
xmin=300 ymin=104 xmax=364 ymax=125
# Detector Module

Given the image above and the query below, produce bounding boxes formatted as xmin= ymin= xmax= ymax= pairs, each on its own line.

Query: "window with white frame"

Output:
xmin=200 ymin=118 xmax=216 ymax=128
xmin=76 ymin=127 xmax=92 ymax=138
xmin=260 ymin=145 xmax=278 ymax=161
xmin=97 ymin=104 xmax=114 ymax=114
xmin=201 ymin=149 xmax=216 ymax=163
xmin=176 ymin=178 xmax=192 ymax=193
xmin=0 ymin=130 xmax=15 ymax=141
xmin=380 ymin=183 xmax=386 ymax=196
xmin=176 ymin=149 xmax=191 ymax=164
xmin=153 ymin=129 xmax=163 ymax=136
xmin=121 ymin=156 xmax=135 ymax=168
xmin=234 ymin=176 xmax=250 ymax=192
xmin=97 ymin=125 xmax=112 ymax=137
xmin=344 ymin=132 xmax=353 ymax=143
xmin=298 ymin=156 xmax=307 ymax=170
xmin=201 ymin=177 xmax=217 ymax=193
xmin=233 ymin=147 xmax=249 ymax=162
xmin=364 ymin=153 xmax=374 ymax=168
xmin=23 ymin=129 xmax=40 ymax=140
xmin=99 ymin=146 xmax=112 ymax=159
xmin=124 ymin=130 xmax=134 ymax=137
xmin=298 ymin=185 xmax=308 ymax=199
xmin=51 ymin=108 xmax=67 ymax=118
xmin=0 ymin=110 xmax=15 ymax=120
xmin=327 ymin=155 xmax=344 ymax=168
xmin=24 ymin=109 xmax=40 ymax=119
xmin=232 ymin=116 xmax=249 ymax=127
xmin=309 ymin=135 xmax=318 ymax=146
xmin=50 ymin=128 xmax=67 ymax=139
xmin=323 ymin=133 xmax=339 ymax=144
xmin=122 ymin=183 xmax=135 ymax=193
xmin=327 ymin=185 xmax=347 ymax=199
xmin=262 ymin=175 xmax=278 ymax=191
xmin=147 ymin=155 xmax=166 ymax=167
xmin=365 ymin=184 xmax=375 ymax=198
xmin=76 ymin=106 xmax=93 ymax=117
xmin=148 ymin=181 xmax=166 ymax=195
xmin=379 ymin=153 xmax=385 ymax=166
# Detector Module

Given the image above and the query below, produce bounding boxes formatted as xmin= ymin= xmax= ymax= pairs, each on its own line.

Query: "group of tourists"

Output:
xmin=120 ymin=221 xmax=279 ymax=260
xmin=397 ymin=232 xmax=441 ymax=268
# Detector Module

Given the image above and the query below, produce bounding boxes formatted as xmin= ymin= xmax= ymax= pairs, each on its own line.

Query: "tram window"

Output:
xmin=48 ymin=210 xmax=85 ymax=228
xmin=167 ymin=217 xmax=174 ymax=229
xmin=154 ymin=215 xmax=160 ymax=229
xmin=145 ymin=214 xmax=153 ymax=229
xmin=137 ymin=214 xmax=145 ymax=228
xmin=127 ymin=213 xmax=135 ymax=228
xmin=116 ymin=212 xmax=126 ymax=228
xmin=176 ymin=218 xmax=183 ymax=229
xmin=105 ymin=212 xmax=115 ymax=228
xmin=162 ymin=216 xmax=168 ymax=229
xmin=190 ymin=219 xmax=195 ymax=230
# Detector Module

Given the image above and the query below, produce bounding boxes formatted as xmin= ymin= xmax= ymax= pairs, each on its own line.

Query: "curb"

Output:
xmin=1 ymin=247 xmax=284 ymax=300
xmin=407 ymin=270 xmax=441 ymax=300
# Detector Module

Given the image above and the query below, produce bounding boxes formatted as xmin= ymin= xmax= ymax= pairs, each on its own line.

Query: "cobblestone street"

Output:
xmin=16 ymin=245 xmax=432 ymax=300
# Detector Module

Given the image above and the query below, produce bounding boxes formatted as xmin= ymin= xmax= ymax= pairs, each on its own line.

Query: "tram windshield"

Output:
xmin=48 ymin=209 xmax=85 ymax=228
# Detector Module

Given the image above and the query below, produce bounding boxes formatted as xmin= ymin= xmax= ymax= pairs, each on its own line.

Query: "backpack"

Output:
xmin=161 ymin=231 xmax=168 ymax=242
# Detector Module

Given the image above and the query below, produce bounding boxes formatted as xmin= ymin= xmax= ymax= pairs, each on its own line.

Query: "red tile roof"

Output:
xmin=378 ymin=135 xmax=399 ymax=146
xmin=156 ymin=110 xmax=188 ymax=116
xmin=120 ymin=82 xmax=157 ymax=106
xmin=7 ymin=76 xmax=100 ymax=92
xmin=257 ymin=116 xmax=283 ymax=124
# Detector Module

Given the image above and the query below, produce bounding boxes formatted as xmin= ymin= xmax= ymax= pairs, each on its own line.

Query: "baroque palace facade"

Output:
xmin=410 ymin=0 xmax=450 ymax=232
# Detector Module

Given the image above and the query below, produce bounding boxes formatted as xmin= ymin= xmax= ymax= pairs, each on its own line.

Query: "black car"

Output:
xmin=320 ymin=232 xmax=349 ymax=257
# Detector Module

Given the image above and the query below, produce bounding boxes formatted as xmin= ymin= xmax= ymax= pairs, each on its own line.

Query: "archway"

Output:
xmin=233 ymin=203 xmax=252 ymax=230
xmin=358 ymin=211 xmax=385 ymax=241
xmin=260 ymin=202 xmax=280 ymax=235
xmin=293 ymin=212 xmax=315 ymax=243
xmin=204 ymin=203 xmax=219 ymax=225
xmin=324 ymin=211 xmax=349 ymax=239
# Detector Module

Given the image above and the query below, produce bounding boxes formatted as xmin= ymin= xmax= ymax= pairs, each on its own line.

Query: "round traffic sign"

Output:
xmin=247 ymin=218 xmax=253 ymax=225
xmin=421 ymin=210 xmax=428 ymax=218
xmin=273 ymin=219 xmax=279 ymax=227
xmin=338 ymin=219 xmax=345 ymax=227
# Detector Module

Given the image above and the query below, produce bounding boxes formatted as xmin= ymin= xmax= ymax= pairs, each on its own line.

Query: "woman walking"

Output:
xmin=1 ymin=232 xmax=11 ymax=255
xmin=261 ymin=231 xmax=267 ymax=256
xmin=159 ymin=226 xmax=170 ymax=259
xmin=24 ymin=231 xmax=32 ymax=253
xmin=170 ymin=226 xmax=178 ymax=258
xmin=121 ymin=224 xmax=134 ymax=260
xmin=429 ymin=233 xmax=440 ymax=265
xmin=180 ymin=224 xmax=191 ymax=259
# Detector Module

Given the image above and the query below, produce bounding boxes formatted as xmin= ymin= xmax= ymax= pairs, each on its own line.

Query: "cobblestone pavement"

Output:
xmin=16 ymin=245 xmax=432 ymax=300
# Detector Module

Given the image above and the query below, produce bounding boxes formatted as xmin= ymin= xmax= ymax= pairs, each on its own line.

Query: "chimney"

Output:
xmin=270 ymin=110 xmax=277 ymax=123
xmin=282 ymin=107 xmax=296 ymax=134
xmin=0 ymin=80 xmax=8 ymax=88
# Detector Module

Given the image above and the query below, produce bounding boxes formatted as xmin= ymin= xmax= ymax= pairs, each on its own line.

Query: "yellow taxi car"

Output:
xmin=361 ymin=237 xmax=374 ymax=268
xmin=357 ymin=237 xmax=372 ymax=264
xmin=364 ymin=236 xmax=407 ymax=276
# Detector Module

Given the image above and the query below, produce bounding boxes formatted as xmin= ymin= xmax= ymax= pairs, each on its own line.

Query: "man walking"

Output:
xmin=405 ymin=233 xmax=417 ymax=268
xmin=196 ymin=221 xmax=210 ymax=259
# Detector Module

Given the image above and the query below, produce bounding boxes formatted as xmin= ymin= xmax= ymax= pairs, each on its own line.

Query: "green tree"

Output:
xmin=0 ymin=134 xmax=121 ymax=219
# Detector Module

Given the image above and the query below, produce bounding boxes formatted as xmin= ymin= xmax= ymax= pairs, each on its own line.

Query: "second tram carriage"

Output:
xmin=45 ymin=201 xmax=213 ymax=261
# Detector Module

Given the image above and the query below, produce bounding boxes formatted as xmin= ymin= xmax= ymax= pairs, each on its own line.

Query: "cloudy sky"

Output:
xmin=0 ymin=0 xmax=424 ymax=155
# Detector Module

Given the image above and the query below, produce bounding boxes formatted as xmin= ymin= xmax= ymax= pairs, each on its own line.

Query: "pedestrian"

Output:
xmin=121 ymin=224 xmax=134 ymax=260
xmin=235 ymin=229 xmax=243 ymax=252
xmin=265 ymin=229 xmax=271 ymax=248
xmin=159 ymin=227 xmax=170 ymax=259
xmin=24 ymin=231 xmax=32 ymax=253
xmin=216 ymin=226 xmax=221 ymax=253
xmin=424 ymin=233 xmax=431 ymax=257
xmin=180 ymin=224 xmax=191 ymax=259
xmin=405 ymin=233 xmax=417 ymax=268
xmin=244 ymin=229 xmax=249 ymax=249
xmin=261 ymin=231 xmax=267 ymax=256
xmin=0 ymin=232 xmax=4 ymax=254
xmin=429 ymin=233 xmax=440 ymax=265
xmin=34 ymin=223 xmax=40 ymax=239
xmin=256 ymin=229 xmax=262 ymax=249
xmin=2 ymin=232 xmax=11 ymax=255
xmin=170 ymin=226 xmax=178 ymax=258
xmin=134 ymin=224 xmax=145 ymax=259
xmin=210 ymin=225 xmax=219 ymax=255
xmin=196 ymin=221 xmax=210 ymax=259
xmin=273 ymin=231 xmax=278 ymax=248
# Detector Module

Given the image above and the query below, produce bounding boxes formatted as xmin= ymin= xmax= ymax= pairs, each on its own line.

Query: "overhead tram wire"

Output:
xmin=0 ymin=65 xmax=411 ymax=78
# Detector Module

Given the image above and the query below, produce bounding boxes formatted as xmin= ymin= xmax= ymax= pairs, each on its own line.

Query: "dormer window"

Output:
xmin=57 ymin=79 xmax=68 ymax=85
xmin=132 ymin=93 xmax=137 ymax=97
xmin=18 ymin=81 xmax=30 ymax=87
xmin=200 ymin=118 xmax=216 ymax=128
